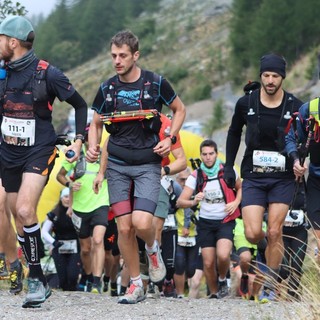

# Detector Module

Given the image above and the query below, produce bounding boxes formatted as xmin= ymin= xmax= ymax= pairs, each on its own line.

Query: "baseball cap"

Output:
xmin=0 ymin=15 xmax=33 ymax=41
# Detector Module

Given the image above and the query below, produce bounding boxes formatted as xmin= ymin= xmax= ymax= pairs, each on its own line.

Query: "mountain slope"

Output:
xmin=52 ymin=0 xmax=233 ymax=130
xmin=52 ymin=0 xmax=319 ymax=133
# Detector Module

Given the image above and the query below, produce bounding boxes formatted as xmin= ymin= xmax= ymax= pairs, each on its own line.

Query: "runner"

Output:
xmin=87 ymin=30 xmax=186 ymax=304
xmin=177 ymin=139 xmax=242 ymax=299
xmin=56 ymin=126 xmax=108 ymax=294
xmin=224 ymin=53 xmax=303 ymax=302
xmin=41 ymin=188 xmax=81 ymax=291
xmin=0 ymin=16 xmax=87 ymax=308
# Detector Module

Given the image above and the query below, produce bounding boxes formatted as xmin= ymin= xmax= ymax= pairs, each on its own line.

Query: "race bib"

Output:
xmin=1 ymin=116 xmax=35 ymax=146
xmin=164 ymin=214 xmax=176 ymax=228
xmin=178 ymin=236 xmax=196 ymax=247
xmin=71 ymin=213 xmax=82 ymax=233
xmin=161 ymin=176 xmax=172 ymax=195
xmin=283 ymin=209 xmax=304 ymax=227
xmin=204 ymin=188 xmax=224 ymax=204
xmin=58 ymin=239 xmax=78 ymax=254
xmin=252 ymin=150 xmax=286 ymax=173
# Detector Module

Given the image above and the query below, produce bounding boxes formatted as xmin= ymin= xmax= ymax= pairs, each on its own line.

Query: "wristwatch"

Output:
xmin=74 ymin=134 xmax=85 ymax=143
xmin=169 ymin=135 xmax=177 ymax=145
xmin=163 ymin=166 xmax=171 ymax=175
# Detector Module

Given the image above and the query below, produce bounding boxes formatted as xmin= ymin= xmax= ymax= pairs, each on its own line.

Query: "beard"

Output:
xmin=261 ymin=80 xmax=282 ymax=96
xmin=0 ymin=42 xmax=14 ymax=62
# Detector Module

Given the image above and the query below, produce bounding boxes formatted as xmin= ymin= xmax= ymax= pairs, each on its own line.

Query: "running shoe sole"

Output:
xmin=22 ymin=286 xmax=51 ymax=308
xmin=118 ymin=294 xmax=146 ymax=304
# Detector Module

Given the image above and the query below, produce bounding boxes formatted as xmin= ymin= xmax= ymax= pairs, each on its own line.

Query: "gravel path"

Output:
xmin=0 ymin=290 xmax=304 ymax=320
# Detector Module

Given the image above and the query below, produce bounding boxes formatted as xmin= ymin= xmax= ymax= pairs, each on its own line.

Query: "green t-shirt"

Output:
xmin=62 ymin=157 xmax=109 ymax=213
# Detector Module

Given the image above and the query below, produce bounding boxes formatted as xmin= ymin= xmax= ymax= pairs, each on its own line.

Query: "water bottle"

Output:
xmin=0 ymin=60 xmax=6 ymax=80
xmin=0 ymin=68 xmax=6 ymax=80
xmin=66 ymin=150 xmax=75 ymax=158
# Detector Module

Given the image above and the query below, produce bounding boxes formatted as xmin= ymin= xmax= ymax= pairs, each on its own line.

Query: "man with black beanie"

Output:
xmin=224 ymin=53 xmax=303 ymax=302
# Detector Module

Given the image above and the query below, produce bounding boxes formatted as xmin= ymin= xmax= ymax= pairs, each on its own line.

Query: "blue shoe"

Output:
xmin=259 ymin=288 xmax=276 ymax=304
xmin=22 ymin=278 xmax=51 ymax=308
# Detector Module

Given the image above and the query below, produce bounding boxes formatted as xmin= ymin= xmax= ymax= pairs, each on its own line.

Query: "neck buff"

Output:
xmin=200 ymin=158 xmax=221 ymax=177
xmin=7 ymin=48 xmax=36 ymax=71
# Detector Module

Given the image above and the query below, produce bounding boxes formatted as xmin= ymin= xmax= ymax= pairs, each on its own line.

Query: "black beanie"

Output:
xmin=260 ymin=53 xmax=286 ymax=78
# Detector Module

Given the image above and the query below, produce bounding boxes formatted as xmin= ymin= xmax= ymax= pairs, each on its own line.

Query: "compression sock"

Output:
xmin=23 ymin=224 xmax=46 ymax=285
xmin=17 ymin=234 xmax=29 ymax=263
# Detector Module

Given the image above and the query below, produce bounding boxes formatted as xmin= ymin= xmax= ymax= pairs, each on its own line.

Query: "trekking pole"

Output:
xmin=189 ymin=158 xmax=197 ymax=170
xmin=195 ymin=158 xmax=201 ymax=168
xmin=289 ymin=116 xmax=315 ymax=219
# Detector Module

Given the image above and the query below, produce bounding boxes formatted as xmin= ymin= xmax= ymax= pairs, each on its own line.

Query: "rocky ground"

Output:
xmin=0 ymin=289 xmax=305 ymax=320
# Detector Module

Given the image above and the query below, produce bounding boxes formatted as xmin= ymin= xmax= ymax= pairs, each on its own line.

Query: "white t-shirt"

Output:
xmin=185 ymin=168 xmax=238 ymax=220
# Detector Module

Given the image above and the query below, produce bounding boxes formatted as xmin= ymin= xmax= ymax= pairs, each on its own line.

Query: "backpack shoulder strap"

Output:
xmin=101 ymin=75 xmax=118 ymax=114
xmin=195 ymin=168 xmax=207 ymax=192
xmin=32 ymin=59 xmax=51 ymax=109
xmin=141 ymin=70 xmax=161 ymax=110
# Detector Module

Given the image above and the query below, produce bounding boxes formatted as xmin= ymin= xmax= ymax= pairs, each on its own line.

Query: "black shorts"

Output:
xmin=1 ymin=147 xmax=57 ymax=192
xmin=241 ymin=177 xmax=295 ymax=209
xmin=197 ymin=217 xmax=235 ymax=248
xmin=103 ymin=218 xmax=119 ymax=256
xmin=73 ymin=205 xmax=109 ymax=239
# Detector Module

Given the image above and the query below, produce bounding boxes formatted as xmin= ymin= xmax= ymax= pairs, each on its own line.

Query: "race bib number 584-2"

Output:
xmin=252 ymin=150 xmax=286 ymax=173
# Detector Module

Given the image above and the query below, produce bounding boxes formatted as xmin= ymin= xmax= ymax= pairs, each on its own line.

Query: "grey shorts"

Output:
xmin=154 ymin=186 xmax=170 ymax=219
xmin=107 ymin=161 xmax=161 ymax=217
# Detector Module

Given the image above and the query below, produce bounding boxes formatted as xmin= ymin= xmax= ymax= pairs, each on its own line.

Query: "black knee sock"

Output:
xmin=23 ymin=224 xmax=46 ymax=285
xmin=17 ymin=234 xmax=29 ymax=263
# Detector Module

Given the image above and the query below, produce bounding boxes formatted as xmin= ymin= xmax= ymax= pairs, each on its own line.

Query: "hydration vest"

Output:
xmin=100 ymin=70 xmax=162 ymax=134
xmin=0 ymin=59 xmax=52 ymax=119
xmin=193 ymin=163 xmax=240 ymax=220
xmin=245 ymin=89 xmax=295 ymax=154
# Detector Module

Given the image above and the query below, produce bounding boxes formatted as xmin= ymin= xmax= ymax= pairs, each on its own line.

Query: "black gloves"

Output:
xmin=53 ymin=240 xmax=64 ymax=249
xmin=223 ymin=166 xmax=236 ymax=189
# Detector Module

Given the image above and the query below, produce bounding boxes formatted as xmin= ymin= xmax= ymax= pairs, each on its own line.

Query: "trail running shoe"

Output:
xmin=259 ymin=288 xmax=276 ymax=304
xmin=22 ymin=278 xmax=51 ymax=308
xmin=146 ymin=242 xmax=166 ymax=283
xmin=91 ymin=283 xmax=102 ymax=294
xmin=103 ymin=280 xmax=109 ymax=293
xmin=239 ymin=274 xmax=249 ymax=299
xmin=217 ymin=280 xmax=229 ymax=299
xmin=146 ymin=282 xmax=160 ymax=299
xmin=163 ymin=279 xmax=177 ymax=298
xmin=9 ymin=262 xmax=24 ymax=294
xmin=0 ymin=257 xmax=8 ymax=278
xmin=118 ymin=283 xmax=145 ymax=304
xmin=85 ymin=281 xmax=93 ymax=293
